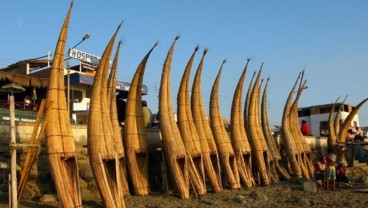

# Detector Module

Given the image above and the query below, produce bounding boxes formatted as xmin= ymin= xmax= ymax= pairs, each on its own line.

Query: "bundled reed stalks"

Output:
xmin=261 ymin=78 xmax=290 ymax=181
xmin=230 ymin=59 xmax=254 ymax=188
xmin=245 ymin=66 xmax=270 ymax=186
xmin=177 ymin=47 xmax=206 ymax=196
xmin=191 ymin=49 xmax=222 ymax=193
xmin=288 ymin=73 xmax=312 ymax=178
xmin=280 ymin=73 xmax=302 ymax=178
xmin=88 ymin=23 xmax=125 ymax=207
xmin=327 ymin=96 xmax=341 ymax=152
xmin=107 ymin=41 xmax=130 ymax=196
xmin=210 ymin=60 xmax=241 ymax=189
xmin=337 ymin=97 xmax=368 ymax=143
xmin=44 ymin=1 xmax=82 ymax=207
xmin=159 ymin=36 xmax=189 ymax=199
xmin=244 ymin=71 xmax=256 ymax=124
xmin=125 ymin=43 xmax=157 ymax=196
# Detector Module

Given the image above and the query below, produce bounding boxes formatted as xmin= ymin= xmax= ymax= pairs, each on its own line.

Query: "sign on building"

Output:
xmin=68 ymin=48 xmax=101 ymax=66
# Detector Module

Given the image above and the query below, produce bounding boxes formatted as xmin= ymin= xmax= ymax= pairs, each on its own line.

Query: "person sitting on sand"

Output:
xmin=326 ymin=153 xmax=337 ymax=190
xmin=314 ymin=156 xmax=327 ymax=186
xmin=336 ymin=160 xmax=350 ymax=185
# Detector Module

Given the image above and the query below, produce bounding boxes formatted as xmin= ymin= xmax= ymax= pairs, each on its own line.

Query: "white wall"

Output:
xmin=299 ymin=112 xmax=359 ymax=137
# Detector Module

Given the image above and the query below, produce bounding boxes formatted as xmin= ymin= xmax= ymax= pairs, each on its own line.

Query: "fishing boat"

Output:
xmin=159 ymin=36 xmax=189 ymax=199
xmin=44 ymin=1 xmax=82 ymax=207
xmin=124 ymin=43 xmax=157 ymax=196
xmin=87 ymin=23 xmax=125 ymax=207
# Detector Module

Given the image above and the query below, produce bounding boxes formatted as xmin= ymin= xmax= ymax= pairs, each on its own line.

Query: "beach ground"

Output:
xmin=2 ymin=178 xmax=367 ymax=208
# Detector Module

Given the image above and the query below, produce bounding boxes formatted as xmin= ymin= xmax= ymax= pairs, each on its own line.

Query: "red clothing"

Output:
xmin=301 ymin=123 xmax=311 ymax=135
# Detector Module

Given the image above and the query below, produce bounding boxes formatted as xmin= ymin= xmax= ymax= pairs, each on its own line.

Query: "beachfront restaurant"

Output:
xmin=0 ymin=58 xmax=147 ymax=124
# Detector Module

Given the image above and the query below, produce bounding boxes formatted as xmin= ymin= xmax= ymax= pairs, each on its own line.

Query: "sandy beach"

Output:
xmin=2 ymin=177 xmax=367 ymax=208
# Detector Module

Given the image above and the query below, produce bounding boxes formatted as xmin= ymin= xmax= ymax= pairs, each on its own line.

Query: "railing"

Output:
xmin=0 ymin=100 xmax=38 ymax=111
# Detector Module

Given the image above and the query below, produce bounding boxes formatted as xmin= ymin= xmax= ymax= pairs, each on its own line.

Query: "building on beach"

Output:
xmin=0 ymin=52 xmax=147 ymax=124
xmin=298 ymin=103 xmax=359 ymax=137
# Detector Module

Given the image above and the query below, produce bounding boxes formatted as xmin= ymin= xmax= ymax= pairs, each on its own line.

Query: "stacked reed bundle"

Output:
xmin=124 ymin=43 xmax=157 ymax=196
xmin=245 ymin=66 xmax=270 ymax=186
xmin=261 ymin=78 xmax=291 ymax=181
xmin=159 ymin=36 xmax=189 ymax=199
xmin=337 ymin=97 xmax=368 ymax=143
xmin=230 ymin=59 xmax=254 ymax=188
xmin=177 ymin=47 xmax=206 ymax=196
xmin=327 ymin=96 xmax=348 ymax=154
xmin=280 ymin=73 xmax=303 ymax=178
xmin=191 ymin=49 xmax=222 ymax=193
xmin=210 ymin=60 xmax=241 ymax=189
xmin=44 ymin=1 xmax=82 ymax=207
xmin=288 ymin=73 xmax=313 ymax=178
xmin=328 ymin=98 xmax=339 ymax=149
xmin=107 ymin=41 xmax=130 ymax=196
xmin=87 ymin=24 xmax=125 ymax=208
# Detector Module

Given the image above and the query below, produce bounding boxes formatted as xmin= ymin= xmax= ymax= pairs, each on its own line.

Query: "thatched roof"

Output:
xmin=0 ymin=71 xmax=48 ymax=88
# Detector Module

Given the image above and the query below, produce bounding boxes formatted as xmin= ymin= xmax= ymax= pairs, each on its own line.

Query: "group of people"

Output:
xmin=346 ymin=126 xmax=365 ymax=143
xmin=314 ymin=152 xmax=350 ymax=190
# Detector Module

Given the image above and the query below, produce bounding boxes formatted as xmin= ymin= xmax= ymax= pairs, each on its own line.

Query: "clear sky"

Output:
xmin=1 ymin=0 xmax=367 ymax=126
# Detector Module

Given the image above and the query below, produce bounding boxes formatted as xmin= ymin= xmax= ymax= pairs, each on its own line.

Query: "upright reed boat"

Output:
xmin=210 ymin=60 xmax=241 ymax=189
xmin=337 ymin=97 xmax=368 ymax=143
xmin=159 ymin=36 xmax=189 ymax=199
xmin=245 ymin=66 xmax=270 ymax=185
xmin=261 ymin=78 xmax=290 ymax=180
xmin=107 ymin=41 xmax=130 ymax=196
xmin=191 ymin=49 xmax=222 ymax=193
xmin=124 ymin=43 xmax=157 ymax=196
xmin=44 ymin=1 xmax=82 ymax=206
xmin=281 ymin=73 xmax=303 ymax=178
xmin=230 ymin=59 xmax=254 ymax=188
xmin=177 ymin=47 xmax=206 ymax=196
xmin=87 ymin=24 xmax=125 ymax=207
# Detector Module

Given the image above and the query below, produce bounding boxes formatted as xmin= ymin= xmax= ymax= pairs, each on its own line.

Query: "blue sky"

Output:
xmin=1 ymin=0 xmax=368 ymax=126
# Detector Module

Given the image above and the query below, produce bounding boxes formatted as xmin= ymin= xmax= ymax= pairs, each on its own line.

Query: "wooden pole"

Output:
xmin=9 ymin=95 xmax=18 ymax=208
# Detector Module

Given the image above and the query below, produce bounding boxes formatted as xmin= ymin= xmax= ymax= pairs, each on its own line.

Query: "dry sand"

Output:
xmin=2 ymin=179 xmax=367 ymax=208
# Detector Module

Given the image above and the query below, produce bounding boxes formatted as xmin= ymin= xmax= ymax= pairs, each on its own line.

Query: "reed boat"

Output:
xmin=210 ymin=60 xmax=241 ymax=189
xmin=245 ymin=66 xmax=270 ymax=185
xmin=327 ymin=97 xmax=340 ymax=152
xmin=328 ymin=96 xmax=349 ymax=153
xmin=177 ymin=46 xmax=206 ymax=196
xmin=191 ymin=49 xmax=222 ymax=193
xmin=107 ymin=41 xmax=130 ymax=196
xmin=230 ymin=59 xmax=254 ymax=188
xmin=337 ymin=97 xmax=368 ymax=143
xmin=124 ymin=43 xmax=157 ymax=196
xmin=87 ymin=24 xmax=125 ymax=207
xmin=261 ymin=78 xmax=290 ymax=180
xmin=288 ymin=74 xmax=311 ymax=178
xmin=281 ymin=73 xmax=303 ymax=178
xmin=44 ymin=1 xmax=82 ymax=206
xmin=159 ymin=36 xmax=189 ymax=199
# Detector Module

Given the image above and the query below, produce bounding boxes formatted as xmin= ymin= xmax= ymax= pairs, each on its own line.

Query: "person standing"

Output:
xmin=326 ymin=153 xmax=337 ymax=190
xmin=300 ymin=120 xmax=311 ymax=136
xmin=142 ymin=100 xmax=152 ymax=128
